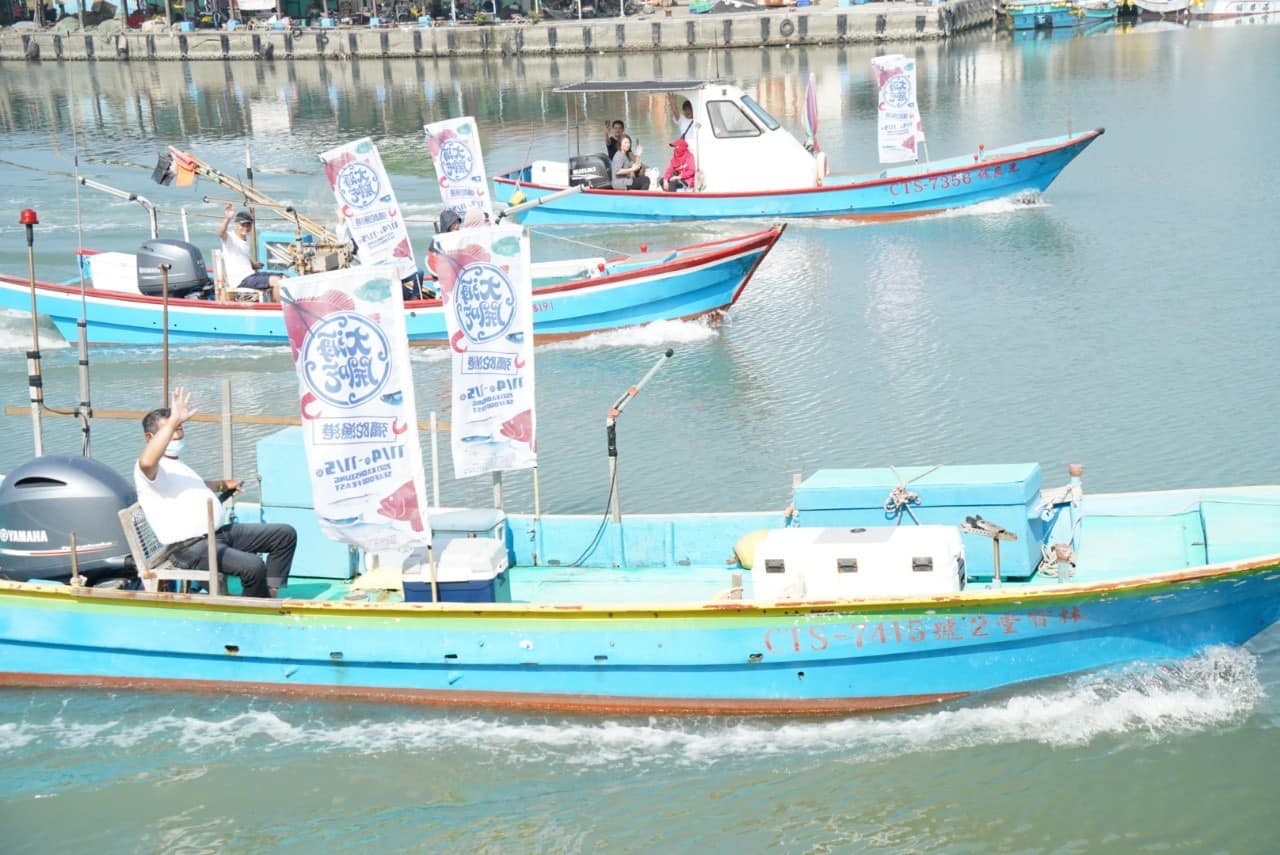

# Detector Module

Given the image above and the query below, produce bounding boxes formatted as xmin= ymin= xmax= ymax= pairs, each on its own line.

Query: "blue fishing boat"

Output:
xmin=0 ymin=227 xmax=782 ymax=346
xmin=492 ymin=81 xmax=1103 ymax=226
xmin=1079 ymin=0 xmax=1119 ymax=19
xmin=1006 ymin=1 xmax=1086 ymax=29
xmin=2 ymin=430 xmax=1278 ymax=715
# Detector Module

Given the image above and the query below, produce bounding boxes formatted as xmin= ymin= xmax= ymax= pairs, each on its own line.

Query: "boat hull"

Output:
xmin=493 ymin=130 xmax=1104 ymax=226
xmin=1 ymin=557 xmax=1276 ymax=715
xmin=1008 ymin=4 xmax=1085 ymax=29
xmin=1189 ymin=0 xmax=1276 ymax=18
xmin=0 ymin=228 xmax=781 ymax=346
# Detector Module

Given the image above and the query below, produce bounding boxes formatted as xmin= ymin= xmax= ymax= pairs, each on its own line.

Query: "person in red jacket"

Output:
xmin=662 ymin=138 xmax=696 ymax=192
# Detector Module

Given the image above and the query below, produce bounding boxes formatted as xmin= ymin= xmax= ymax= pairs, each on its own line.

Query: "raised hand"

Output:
xmin=168 ymin=386 xmax=199 ymax=427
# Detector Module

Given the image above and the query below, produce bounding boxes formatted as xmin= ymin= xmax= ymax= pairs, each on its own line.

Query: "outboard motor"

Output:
xmin=136 ymin=239 xmax=213 ymax=299
xmin=0 ymin=456 xmax=136 ymax=584
xmin=569 ymin=154 xmax=613 ymax=189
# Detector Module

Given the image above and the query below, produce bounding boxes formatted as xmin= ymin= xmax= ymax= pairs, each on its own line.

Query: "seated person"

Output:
xmin=218 ymin=204 xmax=282 ymax=301
xmin=662 ymin=139 xmax=696 ymax=192
xmin=610 ymin=134 xmax=649 ymax=191
xmin=606 ymin=119 xmax=624 ymax=160
xmin=136 ymin=387 xmax=296 ymax=598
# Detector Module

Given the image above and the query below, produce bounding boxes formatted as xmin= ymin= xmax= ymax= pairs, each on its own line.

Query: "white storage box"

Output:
xmin=751 ymin=525 xmax=965 ymax=602
xmin=531 ymin=159 xmax=570 ymax=188
xmin=88 ymin=252 xmax=139 ymax=294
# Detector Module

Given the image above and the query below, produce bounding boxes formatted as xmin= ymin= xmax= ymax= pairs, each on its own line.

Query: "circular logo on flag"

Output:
xmin=885 ymin=75 xmax=912 ymax=109
xmin=439 ymin=140 xmax=475 ymax=182
xmin=454 ymin=262 xmax=516 ymax=344
xmin=301 ymin=312 xmax=392 ymax=407
xmin=335 ymin=162 xmax=381 ymax=209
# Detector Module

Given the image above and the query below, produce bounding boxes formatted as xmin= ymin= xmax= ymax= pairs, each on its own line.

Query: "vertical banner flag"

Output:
xmin=281 ymin=264 xmax=431 ymax=551
xmin=429 ymin=225 xmax=537 ymax=479
xmin=871 ymin=55 xmax=926 ymax=164
xmin=424 ymin=116 xmax=494 ymax=224
xmin=320 ymin=138 xmax=415 ymax=273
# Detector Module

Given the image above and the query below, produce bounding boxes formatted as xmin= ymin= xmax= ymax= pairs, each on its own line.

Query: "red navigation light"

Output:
xmin=19 ymin=209 xmax=39 ymax=226
xmin=640 ymin=243 xmax=648 ymax=253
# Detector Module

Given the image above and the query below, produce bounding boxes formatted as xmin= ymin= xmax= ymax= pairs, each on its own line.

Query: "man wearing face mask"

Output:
xmin=136 ymin=386 xmax=297 ymax=598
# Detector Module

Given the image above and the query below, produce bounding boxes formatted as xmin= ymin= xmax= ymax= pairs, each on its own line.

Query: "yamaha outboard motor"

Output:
xmin=0 ymin=456 xmax=136 ymax=584
xmin=569 ymin=154 xmax=613 ymax=189
xmin=136 ymin=239 xmax=213 ymax=298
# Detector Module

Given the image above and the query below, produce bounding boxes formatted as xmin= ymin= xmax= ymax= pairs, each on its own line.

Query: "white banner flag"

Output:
xmin=871 ymin=55 xmax=926 ymax=164
xmin=281 ymin=265 xmax=431 ymax=552
xmin=429 ymin=225 xmax=537 ymax=479
xmin=320 ymin=138 xmax=415 ymax=274
xmin=425 ymin=116 xmax=494 ymax=224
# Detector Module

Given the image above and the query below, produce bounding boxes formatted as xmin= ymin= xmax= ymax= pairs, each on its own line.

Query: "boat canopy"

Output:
xmin=553 ymin=80 xmax=707 ymax=94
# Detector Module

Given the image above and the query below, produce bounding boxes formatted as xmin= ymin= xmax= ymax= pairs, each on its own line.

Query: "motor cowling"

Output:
xmin=136 ymin=239 xmax=213 ymax=298
xmin=569 ymin=154 xmax=613 ymax=189
xmin=0 ymin=456 xmax=136 ymax=584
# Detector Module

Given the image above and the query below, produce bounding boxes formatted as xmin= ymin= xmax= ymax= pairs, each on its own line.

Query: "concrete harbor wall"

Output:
xmin=0 ymin=2 xmax=993 ymax=63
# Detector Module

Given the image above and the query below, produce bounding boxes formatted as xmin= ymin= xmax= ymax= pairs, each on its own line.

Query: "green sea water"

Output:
xmin=0 ymin=20 xmax=1278 ymax=852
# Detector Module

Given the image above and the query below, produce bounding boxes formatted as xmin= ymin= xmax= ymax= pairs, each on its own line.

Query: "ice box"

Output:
xmin=751 ymin=525 xmax=965 ymax=602
xmin=403 ymin=538 xmax=511 ymax=603
xmin=793 ymin=464 xmax=1045 ymax=580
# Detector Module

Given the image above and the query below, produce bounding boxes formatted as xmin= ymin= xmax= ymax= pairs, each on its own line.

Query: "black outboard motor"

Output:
xmin=136 ymin=239 xmax=213 ymax=298
xmin=0 ymin=456 xmax=136 ymax=584
xmin=569 ymin=154 xmax=613 ymax=189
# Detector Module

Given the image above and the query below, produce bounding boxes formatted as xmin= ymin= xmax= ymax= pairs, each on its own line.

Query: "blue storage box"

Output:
xmin=368 ymin=16 xmax=381 ymax=27
xmin=320 ymin=17 xmax=335 ymax=27
xmin=418 ymin=15 xmax=433 ymax=27
xmin=257 ymin=427 xmax=316 ymax=509
xmin=794 ymin=464 xmax=1045 ymax=579
xmin=404 ymin=572 xmax=511 ymax=603
xmin=226 ymin=20 xmax=239 ymax=31
xmin=178 ymin=21 xmax=195 ymax=32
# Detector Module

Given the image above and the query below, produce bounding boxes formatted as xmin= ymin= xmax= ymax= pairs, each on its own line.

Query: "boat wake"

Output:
xmin=0 ymin=647 xmax=1264 ymax=765
xmin=540 ymin=318 xmax=722 ymax=352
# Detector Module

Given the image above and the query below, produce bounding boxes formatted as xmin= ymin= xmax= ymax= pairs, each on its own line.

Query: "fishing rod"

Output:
xmin=606 ymin=348 xmax=674 ymax=524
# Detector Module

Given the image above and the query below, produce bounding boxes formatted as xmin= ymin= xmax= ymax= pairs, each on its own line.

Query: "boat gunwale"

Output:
xmin=0 ymin=226 xmax=784 ymax=312
xmin=2 ymin=550 xmax=1277 ymax=621
xmin=493 ymin=129 xmax=1106 ymax=202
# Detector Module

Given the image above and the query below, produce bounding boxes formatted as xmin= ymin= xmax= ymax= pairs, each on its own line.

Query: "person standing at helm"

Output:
xmin=669 ymin=95 xmax=694 ymax=141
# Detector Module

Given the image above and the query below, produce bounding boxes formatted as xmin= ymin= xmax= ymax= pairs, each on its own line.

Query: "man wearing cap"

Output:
xmin=218 ymin=203 xmax=283 ymax=301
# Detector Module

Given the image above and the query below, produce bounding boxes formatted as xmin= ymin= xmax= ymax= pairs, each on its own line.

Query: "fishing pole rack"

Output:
xmin=153 ymin=147 xmax=353 ymax=277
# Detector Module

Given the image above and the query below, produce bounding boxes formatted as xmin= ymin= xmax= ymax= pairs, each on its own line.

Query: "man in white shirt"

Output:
xmin=218 ymin=204 xmax=282 ymax=301
xmin=136 ymin=387 xmax=296 ymax=598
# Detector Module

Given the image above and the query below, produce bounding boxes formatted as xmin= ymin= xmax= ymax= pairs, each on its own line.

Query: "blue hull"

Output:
xmin=1 ymin=532 xmax=1276 ymax=714
xmin=1008 ymin=4 xmax=1085 ymax=28
xmin=493 ymin=130 xmax=1104 ymax=226
xmin=0 ymin=228 xmax=780 ymax=346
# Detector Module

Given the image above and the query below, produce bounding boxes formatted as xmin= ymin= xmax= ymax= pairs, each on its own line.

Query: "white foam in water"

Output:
xmin=0 ymin=310 xmax=70 ymax=351
xmin=539 ymin=318 xmax=721 ymax=352
xmin=0 ymin=648 xmax=1262 ymax=765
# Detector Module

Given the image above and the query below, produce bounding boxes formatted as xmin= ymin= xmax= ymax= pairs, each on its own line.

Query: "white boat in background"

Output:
xmin=1134 ymin=0 xmax=1192 ymax=14
xmin=1189 ymin=0 xmax=1276 ymax=18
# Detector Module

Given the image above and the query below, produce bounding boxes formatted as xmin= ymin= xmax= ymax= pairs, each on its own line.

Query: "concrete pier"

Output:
xmin=0 ymin=2 xmax=994 ymax=63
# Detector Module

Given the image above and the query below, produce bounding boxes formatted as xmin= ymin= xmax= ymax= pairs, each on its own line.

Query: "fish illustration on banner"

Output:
xmin=871 ymin=55 xmax=926 ymax=165
xmin=424 ymin=116 xmax=495 ymax=224
xmin=429 ymin=225 xmax=536 ymax=479
xmin=280 ymin=264 xmax=431 ymax=552
xmin=319 ymin=138 xmax=415 ymax=274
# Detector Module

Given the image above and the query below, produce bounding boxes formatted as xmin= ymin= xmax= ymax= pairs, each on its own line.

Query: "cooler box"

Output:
xmin=752 ymin=526 xmax=965 ymax=602
xmin=320 ymin=17 xmax=335 ymax=27
xmin=178 ymin=21 xmax=195 ymax=32
xmin=532 ymin=159 xmax=570 ymax=188
xmin=368 ymin=16 xmax=381 ymax=26
xmin=793 ymin=465 xmax=1044 ymax=580
xmin=418 ymin=15 xmax=433 ymax=27
xmin=403 ymin=538 xmax=511 ymax=603
xmin=87 ymin=251 xmax=140 ymax=294
xmin=226 ymin=20 xmax=239 ymax=30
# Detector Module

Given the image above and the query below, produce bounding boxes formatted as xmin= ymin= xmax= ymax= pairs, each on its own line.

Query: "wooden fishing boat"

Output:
xmin=1005 ymin=1 xmax=1085 ymax=29
xmin=1078 ymin=0 xmax=1119 ymax=20
xmin=2 ymin=440 xmax=1278 ymax=715
xmin=0 ymin=227 xmax=782 ymax=346
xmin=492 ymin=81 xmax=1103 ymax=226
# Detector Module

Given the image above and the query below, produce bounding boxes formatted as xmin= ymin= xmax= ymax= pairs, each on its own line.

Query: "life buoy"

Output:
xmin=779 ymin=18 xmax=795 ymax=39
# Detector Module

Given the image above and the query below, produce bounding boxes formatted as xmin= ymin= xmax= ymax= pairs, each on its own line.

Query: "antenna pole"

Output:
xmin=21 ymin=209 xmax=44 ymax=457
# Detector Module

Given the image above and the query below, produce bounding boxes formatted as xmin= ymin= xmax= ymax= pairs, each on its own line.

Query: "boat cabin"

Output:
xmin=532 ymin=80 xmax=824 ymax=194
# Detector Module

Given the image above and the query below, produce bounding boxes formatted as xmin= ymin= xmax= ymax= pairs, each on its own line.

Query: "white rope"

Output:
xmin=883 ymin=464 xmax=942 ymax=526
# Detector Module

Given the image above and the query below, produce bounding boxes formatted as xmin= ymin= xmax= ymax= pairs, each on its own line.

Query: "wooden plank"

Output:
xmin=5 ymin=406 xmax=450 ymax=431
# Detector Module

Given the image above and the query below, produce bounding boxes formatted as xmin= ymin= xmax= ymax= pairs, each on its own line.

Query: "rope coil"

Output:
xmin=883 ymin=464 xmax=942 ymax=525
